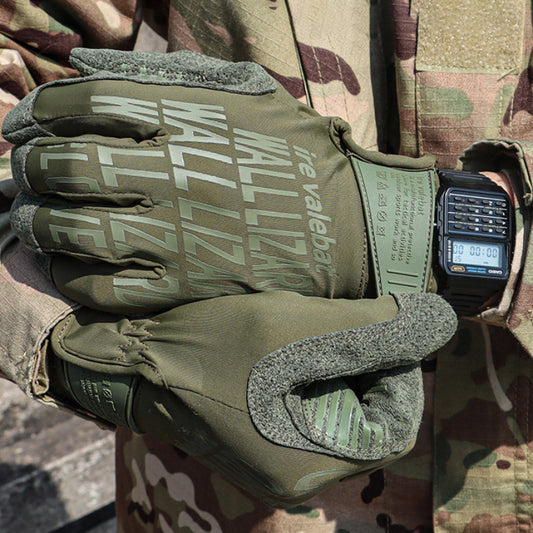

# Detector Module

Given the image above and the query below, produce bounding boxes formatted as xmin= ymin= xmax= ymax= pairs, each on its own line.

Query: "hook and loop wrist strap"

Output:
xmin=350 ymin=156 xmax=436 ymax=296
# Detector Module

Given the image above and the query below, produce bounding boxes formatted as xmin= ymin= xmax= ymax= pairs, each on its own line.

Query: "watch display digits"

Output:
xmin=436 ymin=169 xmax=514 ymax=315
xmin=451 ymin=240 xmax=503 ymax=269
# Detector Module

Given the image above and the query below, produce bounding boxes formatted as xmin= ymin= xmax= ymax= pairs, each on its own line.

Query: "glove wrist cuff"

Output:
xmin=348 ymin=152 xmax=437 ymax=296
xmin=49 ymin=354 xmax=140 ymax=432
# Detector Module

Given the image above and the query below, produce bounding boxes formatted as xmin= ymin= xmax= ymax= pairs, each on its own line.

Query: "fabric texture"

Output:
xmin=0 ymin=170 xmax=78 ymax=402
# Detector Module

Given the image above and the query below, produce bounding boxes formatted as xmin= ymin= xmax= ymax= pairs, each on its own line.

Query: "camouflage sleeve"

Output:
xmin=506 ymin=141 xmax=533 ymax=349
xmin=0 ymin=0 xmax=141 ymax=392
xmin=459 ymin=139 xmax=533 ymax=356
xmin=166 ymin=0 xmax=388 ymax=152
xmin=0 ymin=0 xmax=142 ymax=411
xmin=0 ymin=0 xmax=141 ymax=159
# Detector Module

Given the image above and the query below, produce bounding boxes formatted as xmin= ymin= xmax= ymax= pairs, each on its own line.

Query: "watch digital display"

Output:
xmin=451 ymin=239 xmax=503 ymax=268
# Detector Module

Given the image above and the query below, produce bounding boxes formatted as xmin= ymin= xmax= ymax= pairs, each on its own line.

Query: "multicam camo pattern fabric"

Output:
xmin=393 ymin=0 xmax=533 ymax=164
xmin=0 ymin=0 xmax=139 ymax=155
xmin=433 ymin=324 xmax=533 ymax=532
xmin=1 ymin=0 xmax=532 ymax=531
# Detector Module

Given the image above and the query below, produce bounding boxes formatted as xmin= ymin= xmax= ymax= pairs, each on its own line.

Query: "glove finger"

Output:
xmin=4 ymin=48 xmax=276 ymax=145
xmin=51 ymin=255 xmax=186 ymax=312
xmin=10 ymin=193 xmax=177 ymax=267
xmin=3 ymin=48 xmax=277 ymax=145
xmin=2 ymin=78 xmax=164 ymax=144
xmin=11 ymin=137 xmax=168 ymax=202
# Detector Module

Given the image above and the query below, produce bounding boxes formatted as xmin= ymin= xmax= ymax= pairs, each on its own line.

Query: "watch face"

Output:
xmin=435 ymin=169 xmax=514 ymax=314
xmin=451 ymin=239 xmax=503 ymax=269
xmin=439 ymin=183 xmax=512 ymax=280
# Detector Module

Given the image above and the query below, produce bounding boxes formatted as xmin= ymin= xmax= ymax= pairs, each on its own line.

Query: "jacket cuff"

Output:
xmin=460 ymin=139 xmax=533 ymax=357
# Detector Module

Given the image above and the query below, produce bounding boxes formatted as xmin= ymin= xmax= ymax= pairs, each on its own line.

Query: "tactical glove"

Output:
xmin=3 ymin=49 xmax=455 ymax=505
xmin=47 ymin=289 xmax=456 ymax=506
xmin=4 ymin=48 xmax=437 ymax=312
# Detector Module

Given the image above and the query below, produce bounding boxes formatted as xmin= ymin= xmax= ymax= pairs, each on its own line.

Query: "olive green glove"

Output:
xmin=48 ymin=290 xmax=456 ymax=506
xmin=3 ymin=49 xmax=454 ymax=506
xmin=4 ymin=48 xmax=436 ymax=313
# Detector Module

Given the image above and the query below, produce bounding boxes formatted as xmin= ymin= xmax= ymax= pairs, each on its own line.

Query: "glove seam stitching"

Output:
xmin=168 ymin=384 xmax=247 ymax=414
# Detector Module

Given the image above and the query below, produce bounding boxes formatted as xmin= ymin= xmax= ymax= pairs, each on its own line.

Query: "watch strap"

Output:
xmin=439 ymin=278 xmax=505 ymax=315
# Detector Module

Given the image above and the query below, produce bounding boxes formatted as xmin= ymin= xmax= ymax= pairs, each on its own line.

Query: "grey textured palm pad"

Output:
xmin=247 ymin=292 xmax=457 ymax=460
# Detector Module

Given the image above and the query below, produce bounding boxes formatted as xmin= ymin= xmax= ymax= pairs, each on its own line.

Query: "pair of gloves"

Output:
xmin=2 ymin=48 xmax=457 ymax=506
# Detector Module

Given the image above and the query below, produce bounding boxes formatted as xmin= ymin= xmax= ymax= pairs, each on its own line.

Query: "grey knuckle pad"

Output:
xmin=69 ymin=47 xmax=277 ymax=95
xmin=247 ymin=292 xmax=457 ymax=461
xmin=10 ymin=193 xmax=43 ymax=253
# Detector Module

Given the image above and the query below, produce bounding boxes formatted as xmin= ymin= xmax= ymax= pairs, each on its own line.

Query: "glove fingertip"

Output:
xmin=2 ymin=91 xmax=46 ymax=145
xmin=394 ymin=292 xmax=458 ymax=353
xmin=10 ymin=193 xmax=42 ymax=253
xmin=69 ymin=47 xmax=102 ymax=75
xmin=11 ymin=144 xmax=34 ymax=194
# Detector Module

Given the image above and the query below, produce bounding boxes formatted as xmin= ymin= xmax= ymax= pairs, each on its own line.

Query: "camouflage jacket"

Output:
xmin=0 ymin=0 xmax=532 ymax=532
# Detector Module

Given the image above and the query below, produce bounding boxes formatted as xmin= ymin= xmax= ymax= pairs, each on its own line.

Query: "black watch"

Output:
xmin=435 ymin=169 xmax=514 ymax=315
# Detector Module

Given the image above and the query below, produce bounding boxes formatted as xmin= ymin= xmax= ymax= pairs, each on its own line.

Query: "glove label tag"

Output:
xmin=63 ymin=362 xmax=138 ymax=431
xmin=350 ymin=157 xmax=436 ymax=295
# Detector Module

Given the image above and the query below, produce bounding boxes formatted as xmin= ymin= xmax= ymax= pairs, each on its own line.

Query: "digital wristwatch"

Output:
xmin=435 ymin=169 xmax=514 ymax=315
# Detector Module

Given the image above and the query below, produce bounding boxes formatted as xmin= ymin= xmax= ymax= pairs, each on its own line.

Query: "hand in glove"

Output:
xmin=47 ymin=290 xmax=456 ymax=506
xmin=3 ymin=48 xmax=436 ymax=312
xmin=3 ymin=49 xmax=455 ymax=506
